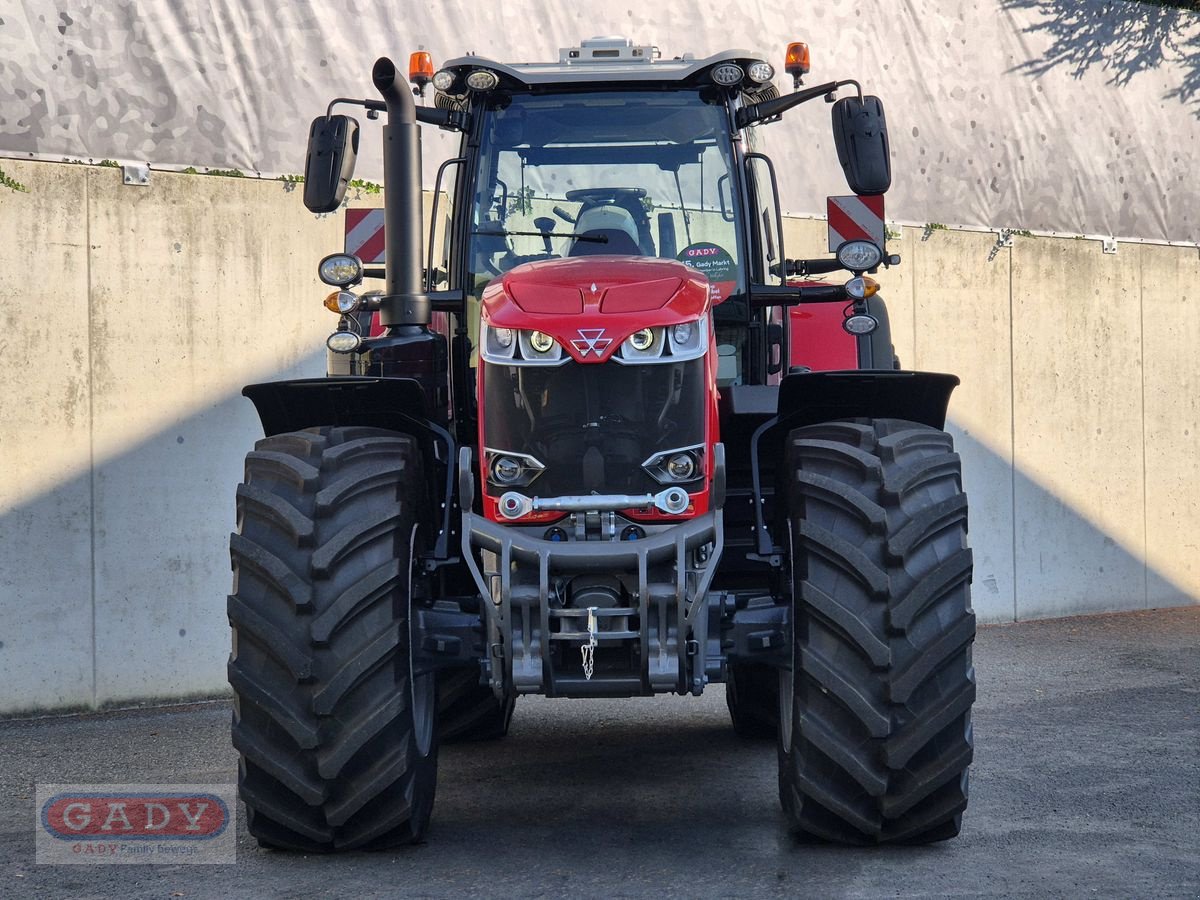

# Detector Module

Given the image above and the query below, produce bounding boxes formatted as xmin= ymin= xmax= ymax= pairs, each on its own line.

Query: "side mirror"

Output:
xmin=303 ymin=115 xmax=359 ymax=213
xmin=831 ymin=96 xmax=891 ymax=195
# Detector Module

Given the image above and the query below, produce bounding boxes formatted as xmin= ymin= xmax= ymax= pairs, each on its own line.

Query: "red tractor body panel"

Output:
xmin=476 ymin=256 xmax=720 ymax=525
xmin=787 ymin=279 xmax=858 ymax=371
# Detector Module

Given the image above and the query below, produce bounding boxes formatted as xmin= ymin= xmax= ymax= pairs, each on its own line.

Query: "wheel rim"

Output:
xmin=779 ymin=519 xmax=796 ymax=755
xmin=407 ymin=524 xmax=435 ymax=757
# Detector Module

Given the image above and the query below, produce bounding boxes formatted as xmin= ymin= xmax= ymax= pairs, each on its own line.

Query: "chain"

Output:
xmin=581 ymin=606 xmax=598 ymax=680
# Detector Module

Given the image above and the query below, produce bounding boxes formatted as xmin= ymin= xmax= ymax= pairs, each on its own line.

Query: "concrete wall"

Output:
xmin=0 ymin=159 xmax=1196 ymax=714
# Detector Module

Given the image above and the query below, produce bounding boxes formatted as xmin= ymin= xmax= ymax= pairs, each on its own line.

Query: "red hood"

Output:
xmin=481 ymin=257 xmax=711 ymax=364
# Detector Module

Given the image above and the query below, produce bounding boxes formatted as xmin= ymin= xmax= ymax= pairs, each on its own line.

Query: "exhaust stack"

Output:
xmin=371 ymin=57 xmax=430 ymax=327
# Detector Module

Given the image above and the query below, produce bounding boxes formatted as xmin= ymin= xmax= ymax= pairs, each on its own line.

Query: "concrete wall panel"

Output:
xmin=0 ymin=160 xmax=95 ymax=711
xmin=1011 ymin=239 xmax=1147 ymax=618
xmin=910 ymin=229 xmax=1016 ymax=623
xmin=84 ymin=170 xmax=335 ymax=703
xmin=1140 ymin=244 xmax=1200 ymax=604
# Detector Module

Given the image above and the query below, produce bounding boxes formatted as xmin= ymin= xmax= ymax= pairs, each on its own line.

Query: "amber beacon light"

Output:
xmin=784 ymin=42 xmax=811 ymax=86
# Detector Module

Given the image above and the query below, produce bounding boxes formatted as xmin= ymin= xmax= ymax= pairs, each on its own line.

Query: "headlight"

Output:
xmin=482 ymin=324 xmax=517 ymax=361
xmin=432 ymin=69 xmax=456 ymax=92
xmin=318 ymin=253 xmax=363 ymax=287
xmin=629 ymin=329 xmax=654 ymax=351
xmin=747 ymin=61 xmax=775 ymax=83
xmin=836 ymin=240 xmax=883 ymax=272
xmin=480 ymin=326 xmax=567 ymax=366
xmin=620 ymin=327 xmax=663 ymax=361
xmin=466 ymin=69 xmax=499 ymax=91
xmin=485 ymin=450 xmax=545 ymax=488
xmin=613 ymin=316 xmax=707 ymax=365
xmin=326 ymin=331 xmax=362 ymax=354
xmin=711 ymin=63 xmax=744 ymax=86
xmin=518 ymin=329 xmax=564 ymax=364
xmin=667 ymin=453 xmax=696 ymax=480
xmin=642 ymin=445 xmax=704 ymax=485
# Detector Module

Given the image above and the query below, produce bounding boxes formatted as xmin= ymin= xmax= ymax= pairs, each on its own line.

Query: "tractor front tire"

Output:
xmin=228 ymin=426 xmax=438 ymax=852
xmin=437 ymin=667 xmax=516 ymax=743
xmin=779 ymin=419 xmax=975 ymax=844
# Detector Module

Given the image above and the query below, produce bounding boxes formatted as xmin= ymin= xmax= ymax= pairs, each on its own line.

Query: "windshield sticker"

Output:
xmin=678 ymin=242 xmax=737 ymax=302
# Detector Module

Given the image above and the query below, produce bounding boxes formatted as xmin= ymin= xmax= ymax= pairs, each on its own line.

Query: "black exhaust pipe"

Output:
xmin=372 ymin=57 xmax=429 ymax=327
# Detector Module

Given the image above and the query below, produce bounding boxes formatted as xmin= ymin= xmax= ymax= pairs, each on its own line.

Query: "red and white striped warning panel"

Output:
xmin=827 ymin=195 xmax=886 ymax=251
xmin=345 ymin=208 xmax=386 ymax=262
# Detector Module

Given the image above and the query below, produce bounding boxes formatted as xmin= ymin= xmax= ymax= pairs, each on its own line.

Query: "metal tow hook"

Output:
xmin=581 ymin=607 xmax=598 ymax=680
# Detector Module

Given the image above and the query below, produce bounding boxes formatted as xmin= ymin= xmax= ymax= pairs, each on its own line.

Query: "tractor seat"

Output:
xmin=568 ymin=204 xmax=642 ymax=257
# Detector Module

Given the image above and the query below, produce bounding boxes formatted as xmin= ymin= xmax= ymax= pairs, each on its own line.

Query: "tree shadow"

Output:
xmin=1003 ymin=0 xmax=1200 ymax=115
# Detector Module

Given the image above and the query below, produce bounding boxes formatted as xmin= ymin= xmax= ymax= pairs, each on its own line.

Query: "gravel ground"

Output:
xmin=2 ymin=606 xmax=1197 ymax=899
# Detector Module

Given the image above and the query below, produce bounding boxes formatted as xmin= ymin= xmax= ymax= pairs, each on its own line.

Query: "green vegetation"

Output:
xmin=204 ymin=168 xmax=245 ymax=178
xmin=98 ymin=159 xmax=119 ymax=168
xmin=0 ymin=165 xmax=28 ymax=193
xmin=349 ymin=178 xmax=382 ymax=194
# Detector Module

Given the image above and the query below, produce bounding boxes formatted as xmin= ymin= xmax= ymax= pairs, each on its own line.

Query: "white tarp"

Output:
xmin=1 ymin=0 xmax=1197 ymax=242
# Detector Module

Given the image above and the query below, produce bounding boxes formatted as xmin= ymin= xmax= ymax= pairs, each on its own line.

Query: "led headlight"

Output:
xmin=485 ymin=449 xmax=545 ymax=488
xmin=671 ymin=322 xmax=693 ymax=345
xmin=836 ymin=240 xmax=883 ymax=272
xmin=466 ymin=69 xmax=499 ymax=91
xmin=326 ymin=331 xmax=362 ymax=353
xmin=431 ymin=69 xmax=456 ymax=92
xmin=843 ymin=314 xmax=879 ymax=335
xmin=667 ymin=453 xmax=696 ymax=480
xmin=620 ymin=327 xmax=662 ymax=361
xmin=318 ymin=253 xmax=363 ymax=287
xmin=747 ymin=61 xmax=775 ymax=83
xmin=711 ymin=63 xmax=744 ymax=86
xmin=642 ymin=445 xmax=704 ymax=485
xmin=493 ymin=327 xmax=514 ymax=348
xmin=491 ymin=456 xmax=523 ymax=484
xmin=518 ymin=329 xmax=564 ymax=364
xmin=629 ymin=328 xmax=654 ymax=351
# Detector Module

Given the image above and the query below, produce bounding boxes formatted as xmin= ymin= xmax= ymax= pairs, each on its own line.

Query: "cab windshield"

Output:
xmin=468 ymin=90 xmax=745 ymax=304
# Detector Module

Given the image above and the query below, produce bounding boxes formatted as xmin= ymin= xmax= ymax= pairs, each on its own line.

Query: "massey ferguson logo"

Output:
xmin=571 ymin=328 xmax=612 ymax=357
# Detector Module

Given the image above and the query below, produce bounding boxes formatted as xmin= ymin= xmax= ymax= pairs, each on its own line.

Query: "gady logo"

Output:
xmin=41 ymin=792 xmax=229 ymax=839
xmin=36 ymin=784 xmax=236 ymax=864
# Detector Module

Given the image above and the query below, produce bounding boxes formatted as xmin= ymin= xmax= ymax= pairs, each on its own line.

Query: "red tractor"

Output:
xmin=229 ymin=36 xmax=974 ymax=851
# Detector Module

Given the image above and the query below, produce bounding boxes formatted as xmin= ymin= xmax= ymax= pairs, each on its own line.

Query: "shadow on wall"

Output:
xmin=2 ymin=355 xmax=1194 ymax=714
xmin=1004 ymin=0 xmax=1200 ymax=114
xmin=0 ymin=353 xmax=324 ymax=715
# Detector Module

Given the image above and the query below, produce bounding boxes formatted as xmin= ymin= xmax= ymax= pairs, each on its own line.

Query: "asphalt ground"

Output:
xmin=2 ymin=607 xmax=1197 ymax=899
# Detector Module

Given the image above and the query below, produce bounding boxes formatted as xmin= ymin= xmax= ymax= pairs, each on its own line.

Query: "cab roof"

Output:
xmin=441 ymin=36 xmax=769 ymax=88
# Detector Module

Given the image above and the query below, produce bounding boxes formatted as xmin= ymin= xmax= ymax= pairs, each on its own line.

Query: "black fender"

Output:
xmin=243 ymin=376 xmax=431 ymax=437
xmin=778 ymin=369 xmax=959 ymax=431
xmin=242 ymin=376 xmax=458 ymax=563
xmin=745 ymin=370 xmax=960 ymax=561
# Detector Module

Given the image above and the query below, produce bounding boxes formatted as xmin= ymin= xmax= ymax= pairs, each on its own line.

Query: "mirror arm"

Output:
xmin=326 ymin=97 xmax=465 ymax=130
xmin=737 ymin=79 xmax=861 ymax=129
xmin=749 ymin=283 xmax=850 ymax=308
